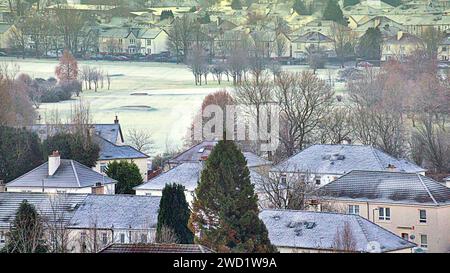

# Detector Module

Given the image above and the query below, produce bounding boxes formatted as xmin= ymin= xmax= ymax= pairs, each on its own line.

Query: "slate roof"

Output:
xmin=292 ymin=31 xmax=334 ymax=43
xmin=0 ymin=192 xmax=87 ymax=229
xmin=68 ymin=195 xmax=160 ymax=230
xmin=168 ymin=140 xmax=218 ymax=164
xmin=259 ymin=209 xmax=416 ymax=253
xmin=94 ymin=135 xmax=148 ymax=161
xmin=243 ymin=152 xmax=272 ymax=168
xmin=6 ymin=159 xmax=116 ymax=189
xmin=273 ymin=144 xmax=425 ymax=174
xmin=29 ymin=123 xmax=123 ymax=144
xmin=99 ymin=243 xmax=213 ymax=253
xmin=138 ymin=28 xmax=163 ymax=39
xmin=319 ymin=170 xmax=450 ymax=205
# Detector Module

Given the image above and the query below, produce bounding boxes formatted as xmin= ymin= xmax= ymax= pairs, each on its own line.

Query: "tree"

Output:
xmin=42 ymin=133 xmax=100 ymax=168
xmin=105 ymin=160 xmax=143 ymax=194
xmin=231 ymin=0 xmax=242 ymax=10
xmin=343 ymin=0 xmax=359 ymax=7
xmin=160 ymin=10 xmax=174 ymax=21
xmin=190 ymin=140 xmax=276 ymax=253
xmin=3 ymin=201 xmax=47 ymax=253
xmin=420 ymin=27 xmax=444 ymax=59
xmin=127 ymin=128 xmax=154 ymax=154
xmin=0 ymin=126 xmax=44 ymax=183
xmin=157 ymin=184 xmax=194 ymax=244
xmin=322 ymin=0 xmax=346 ymax=25
xmin=55 ymin=50 xmax=78 ymax=83
xmin=167 ymin=15 xmax=197 ymax=63
xmin=332 ymin=221 xmax=357 ymax=252
xmin=293 ymin=0 xmax=311 ymax=15
xmin=332 ymin=23 xmax=355 ymax=67
xmin=357 ymin=27 xmax=382 ymax=60
xmin=274 ymin=71 xmax=335 ymax=156
xmin=381 ymin=0 xmax=401 ymax=7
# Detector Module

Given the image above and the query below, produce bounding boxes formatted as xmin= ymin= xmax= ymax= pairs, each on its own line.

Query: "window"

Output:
xmin=420 ymin=234 xmax=428 ymax=248
xmin=443 ymin=46 xmax=447 ymax=52
xmin=145 ymin=192 xmax=152 ymax=196
xmin=146 ymin=39 xmax=152 ymax=46
xmin=102 ymin=232 xmax=108 ymax=245
xmin=100 ymin=163 xmax=107 ymax=173
xmin=315 ymin=176 xmax=321 ymax=185
xmin=401 ymin=233 xmax=409 ymax=241
xmin=0 ymin=231 xmax=5 ymax=243
xmin=378 ymin=207 xmax=391 ymax=221
xmin=120 ymin=233 xmax=125 ymax=243
xmin=348 ymin=205 xmax=360 ymax=215
xmin=130 ymin=39 xmax=135 ymax=45
xmin=280 ymin=174 xmax=287 ymax=186
xmin=141 ymin=234 xmax=147 ymax=243
xmin=418 ymin=209 xmax=427 ymax=223
xmin=119 ymin=38 xmax=123 ymax=44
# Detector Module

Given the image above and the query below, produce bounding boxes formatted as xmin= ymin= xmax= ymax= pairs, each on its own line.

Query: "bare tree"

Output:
xmin=42 ymin=194 xmax=72 ymax=253
xmin=127 ymin=128 xmax=155 ymax=154
xmin=155 ymin=225 xmax=179 ymax=244
xmin=332 ymin=221 xmax=357 ymax=252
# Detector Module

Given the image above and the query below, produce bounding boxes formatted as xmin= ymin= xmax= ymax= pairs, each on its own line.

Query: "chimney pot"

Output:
xmin=92 ymin=183 xmax=105 ymax=195
xmin=48 ymin=151 xmax=61 ymax=176
xmin=114 ymin=115 xmax=119 ymax=124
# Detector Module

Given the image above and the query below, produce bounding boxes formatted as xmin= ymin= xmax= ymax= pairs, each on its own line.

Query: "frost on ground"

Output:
xmin=3 ymin=58 xmax=344 ymax=154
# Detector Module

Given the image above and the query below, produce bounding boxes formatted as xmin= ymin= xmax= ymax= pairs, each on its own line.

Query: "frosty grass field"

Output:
xmin=3 ymin=57 xmax=343 ymax=154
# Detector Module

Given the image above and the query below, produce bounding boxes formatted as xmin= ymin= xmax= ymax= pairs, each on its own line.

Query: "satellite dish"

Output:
xmin=366 ymin=241 xmax=381 ymax=253
xmin=410 ymin=234 xmax=416 ymax=240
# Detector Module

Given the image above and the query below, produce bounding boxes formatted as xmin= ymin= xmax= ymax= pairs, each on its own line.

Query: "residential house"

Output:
xmin=5 ymin=151 xmax=117 ymax=194
xmin=99 ymin=243 xmax=214 ymax=253
xmin=29 ymin=118 xmax=149 ymax=181
xmin=318 ymin=170 xmax=450 ymax=253
xmin=259 ymin=209 xmax=416 ymax=253
xmin=0 ymin=23 xmax=14 ymax=50
xmin=271 ymin=144 xmax=425 ymax=187
xmin=354 ymin=16 xmax=406 ymax=38
xmin=98 ymin=27 xmax=140 ymax=54
xmin=438 ymin=34 xmax=450 ymax=61
xmin=0 ymin=192 xmax=160 ymax=253
xmin=382 ymin=31 xmax=424 ymax=61
xmin=291 ymin=31 xmax=335 ymax=59
xmin=137 ymin=28 xmax=169 ymax=55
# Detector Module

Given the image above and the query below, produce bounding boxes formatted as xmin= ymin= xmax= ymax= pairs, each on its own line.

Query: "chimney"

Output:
xmin=0 ymin=180 xmax=5 ymax=192
xmin=397 ymin=31 xmax=403 ymax=41
xmin=114 ymin=115 xmax=119 ymax=124
xmin=92 ymin=182 xmax=105 ymax=195
xmin=387 ymin=164 xmax=397 ymax=172
xmin=48 ymin=151 xmax=61 ymax=176
xmin=341 ymin=138 xmax=352 ymax=145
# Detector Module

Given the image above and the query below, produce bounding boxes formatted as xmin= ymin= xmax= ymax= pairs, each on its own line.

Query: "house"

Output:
xmin=167 ymin=140 xmax=218 ymax=168
xmin=137 ymin=28 xmax=169 ymax=55
xmin=29 ymin=118 xmax=149 ymax=181
xmin=0 ymin=23 xmax=14 ymax=50
xmin=98 ymin=27 xmax=140 ymax=54
xmin=0 ymin=192 xmax=160 ymax=253
xmin=271 ymin=144 xmax=426 ymax=187
xmin=438 ymin=34 xmax=450 ymax=61
xmin=5 ymin=151 xmax=117 ymax=194
xmin=259 ymin=209 xmax=416 ymax=253
xmin=291 ymin=31 xmax=335 ymax=59
xmin=99 ymin=243 xmax=213 ymax=253
xmin=354 ymin=16 xmax=406 ymax=38
xmin=382 ymin=31 xmax=424 ymax=61
xmin=318 ymin=170 xmax=450 ymax=253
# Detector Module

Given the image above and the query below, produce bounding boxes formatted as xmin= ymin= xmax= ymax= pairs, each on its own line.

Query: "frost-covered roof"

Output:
xmin=94 ymin=135 xmax=148 ymax=160
xmin=168 ymin=140 xmax=218 ymax=164
xmin=273 ymin=144 xmax=425 ymax=174
xmin=243 ymin=152 xmax=272 ymax=168
xmin=99 ymin=243 xmax=213 ymax=253
xmin=6 ymin=160 xmax=116 ymax=189
xmin=0 ymin=193 xmax=87 ymax=229
xmin=259 ymin=209 xmax=416 ymax=253
xmin=68 ymin=195 xmax=160 ymax=229
xmin=319 ymin=170 xmax=450 ymax=205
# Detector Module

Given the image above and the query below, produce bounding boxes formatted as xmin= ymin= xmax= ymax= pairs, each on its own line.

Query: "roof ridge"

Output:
xmin=71 ymin=160 xmax=81 ymax=187
xmin=355 ymin=216 xmax=371 ymax=245
xmin=417 ymin=174 xmax=438 ymax=205
xmin=369 ymin=146 xmax=385 ymax=170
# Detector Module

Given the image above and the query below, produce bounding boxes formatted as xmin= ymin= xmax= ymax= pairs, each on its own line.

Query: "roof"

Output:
xmin=168 ymin=140 xmax=218 ymax=164
xmin=94 ymin=135 xmax=148 ymax=161
xmin=99 ymin=28 xmax=133 ymax=38
xmin=6 ymin=159 xmax=116 ymax=189
xmin=29 ymin=123 xmax=123 ymax=144
xmin=138 ymin=28 xmax=163 ymax=39
xmin=135 ymin=162 xmax=201 ymax=191
xmin=68 ymin=195 xmax=160 ymax=230
xmin=292 ymin=31 xmax=334 ymax=43
xmin=259 ymin=209 xmax=416 ymax=253
xmin=0 ymin=23 xmax=12 ymax=34
xmin=385 ymin=32 xmax=423 ymax=44
xmin=319 ymin=170 xmax=450 ymax=205
xmin=99 ymin=243 xmax=214 ymax=253
xmin=0 ymin=192 xmax=87 ymax=229
xmin=273 ymin=144 xmax=425 ymax=174
xmin=242 ymin=152 xmax=272 ymax=168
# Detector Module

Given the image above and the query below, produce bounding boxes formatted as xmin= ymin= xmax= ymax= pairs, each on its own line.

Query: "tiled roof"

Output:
xmin=319 ymin=170 xmax=450 ymax=205
xmin=6 ymin=160 xmax=116 ymax=189
xmin=99 ymin=243 xmax=213 ymax=253
xmin=273 ymin=144 xmax=425 ymax=174
xmin=168 ymin=140 xmax=218 ymax=164
xmin=68 ymin=195 xmax=160 ymax=229
xmin=0 ymin=192 xmax=88 ymax=229
xmin=259 ymin=209 xmax=416 ymax=253
xmin=94 ymin=135 xmax=148 ymax=161
xmin=292 ymin=31 xmax=334 ymax=43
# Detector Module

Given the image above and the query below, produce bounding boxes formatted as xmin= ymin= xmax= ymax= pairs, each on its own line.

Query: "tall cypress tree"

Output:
xmin=157 ymin=183 xmax=194 ymax=244
xmin=190 ymin=140 xmax=276 ymax=253
xmin=322 ymin=0 xmax=346 ymax=25
xmin=357 ymin=27 xmax=382 ymax=60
